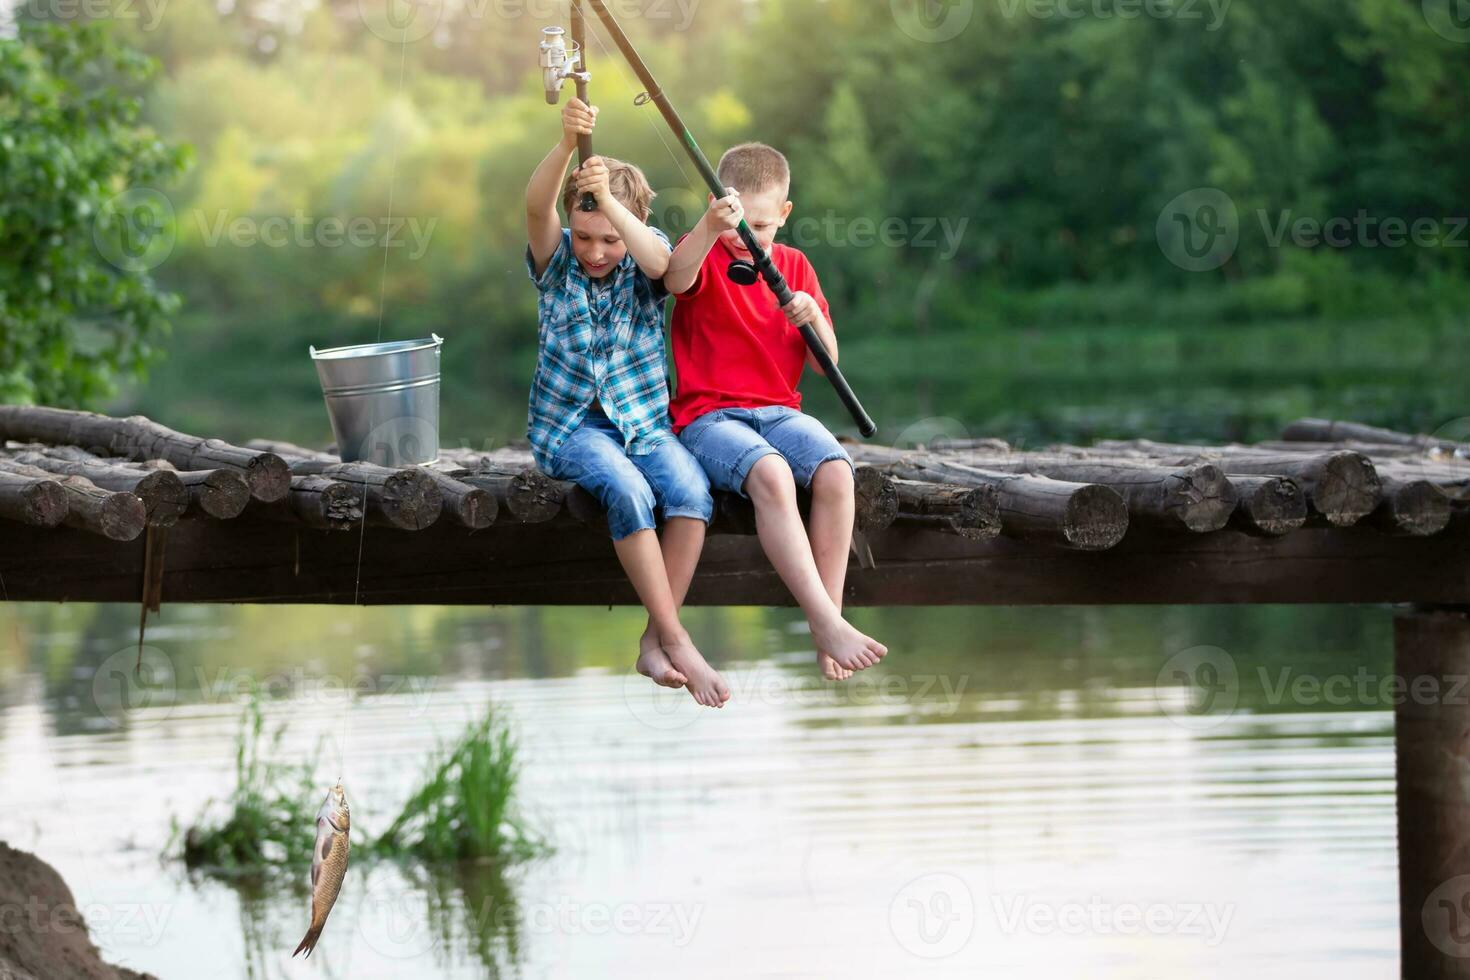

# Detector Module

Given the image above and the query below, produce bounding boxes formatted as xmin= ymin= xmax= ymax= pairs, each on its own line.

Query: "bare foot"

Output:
xmin=818 ymin=651 xmax=854 ymax=681
xmin=636 ymin=624 xmax=687 ymax=689
xmin=810 ymin=615 xmax=887 ymax=673
xmin=661 ymin=634 xmax=730 ymax=708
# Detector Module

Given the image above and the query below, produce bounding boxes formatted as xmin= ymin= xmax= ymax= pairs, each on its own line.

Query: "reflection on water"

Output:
xmin=0 ymin=602 xmax=1397 ymax=978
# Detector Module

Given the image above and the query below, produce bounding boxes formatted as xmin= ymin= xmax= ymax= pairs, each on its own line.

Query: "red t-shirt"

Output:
xmin=668 ymin=237 xmax=832 ymax=433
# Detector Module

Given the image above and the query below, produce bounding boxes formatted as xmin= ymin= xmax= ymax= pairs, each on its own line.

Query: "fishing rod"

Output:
xmin=576 ymin=0 xmax=878 ymax=438
xmin=540 ymin=14 xmax=597 ymax=211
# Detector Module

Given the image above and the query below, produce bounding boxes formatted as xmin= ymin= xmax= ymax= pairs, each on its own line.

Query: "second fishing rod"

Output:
xmin=577 ymin=0 xmax=878 ymax=439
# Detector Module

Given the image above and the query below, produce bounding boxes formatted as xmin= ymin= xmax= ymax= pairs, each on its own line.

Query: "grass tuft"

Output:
xmin=174 ymin=689 xmax=543 ymax=877
xmin=373 ymin=711 xmax=544 ymax=863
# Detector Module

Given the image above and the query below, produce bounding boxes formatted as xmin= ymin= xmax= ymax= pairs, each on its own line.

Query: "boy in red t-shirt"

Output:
xmin=665 ymin=143 xmax=888 ymax=680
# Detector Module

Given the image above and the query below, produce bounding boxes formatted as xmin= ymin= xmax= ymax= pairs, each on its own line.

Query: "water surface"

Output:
xmin=0 ymin=602 xmax=1398 ymax=978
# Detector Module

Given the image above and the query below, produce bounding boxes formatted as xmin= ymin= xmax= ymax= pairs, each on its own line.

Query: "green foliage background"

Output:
xmin=3 ymin=0 xmax=1467 ymax=447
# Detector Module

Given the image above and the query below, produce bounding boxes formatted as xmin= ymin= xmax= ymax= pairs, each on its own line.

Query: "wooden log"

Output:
xmin=857 ymin=446 xmax=1231 ymax=534
xmin=248 ymin=439 xmax=487 ymax=530
xmin=435 ymin=450 xmax=591 ymax=526
xmin=273 ymin=458 xmax=435 ymax=529
xmin=418 ymin=466 xmax=496 ymax=529
xmin=562 ymin=484 xmax=608 ymax=530
xmin=1282 ymin=417 xmax=1468 ymax=456
xmin=854 ymin=465 xmax=899 ymax=533
xmin=454 ymin=472 xmax=531 ymax=524
xmin=1255 ymin=439 xmax=1437 ymax=460
xmin=460 ymin=465 xmax=567 ymax=524
xmin=1253 ymin=451 xmax=1470 ymax=508
xmin=1371 ymin=461 xmax=1470 ymax=510
xmin=995 ymin=459 xmax=1236 ymax=533
xmin=6 ymin=450 xmax=187 ymax=527
xmin=1370 ymin=475 xmax=1453 ymax=537
xmin=703 ymin=492 xmax=750 ymax=536
xmin=1174 ymin=453 xmax=1379 ymax=528
xmin=436 ymin=447 xmax=507 ymax=470
xmin=174 ymin=468 xmax=251 ymax=520
xmin=16 ymin=446 xmax=249 ymax=520
xmin=246 ymin=446 xmax=439 ymax=530
xmin=243 ymin=438 xmax=334 ymax=459
xmin=0 ymin=406 xmax=289 ymax=502
xmin=1394 ymin=606 xmax=1470 ymax=979
xmin=848 ymin=451 xmax=1127 ymax=550
xmin=249 ymin=475 xmax=364 ymax=531
xmin=1227 ymin=475 xmax=1307 ymax=537
xmin=0 ymin=470 xmax=68 ymax=527
xmin=0 ymin=461 xmax=143 ymax=540
xmin=307 ymin=462 xmax=441 ymax=531
xmin=921 ymin=436 xmax=1013 ymax=454
xmin=1086 ymin=441 xmax=1382 ymax=527
xmin=891 ymin=478 xmax=1001 ymax=540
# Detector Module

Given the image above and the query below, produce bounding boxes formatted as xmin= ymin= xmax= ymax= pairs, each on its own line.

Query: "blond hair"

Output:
xmin=563 ymin=156 xmax=656 ymax=221
xmin=716 ymin=143 xmax=791 ymax=196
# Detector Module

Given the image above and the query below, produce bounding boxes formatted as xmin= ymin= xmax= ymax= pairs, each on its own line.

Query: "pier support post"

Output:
xmin=1396 ymin=605 xmax=1470 ymax=979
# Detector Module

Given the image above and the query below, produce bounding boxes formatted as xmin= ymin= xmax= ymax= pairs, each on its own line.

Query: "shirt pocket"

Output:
xmin=547 ymin=305 xmax=594 ymax=354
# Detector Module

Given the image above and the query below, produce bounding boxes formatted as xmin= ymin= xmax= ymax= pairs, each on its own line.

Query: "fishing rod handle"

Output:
xmin=571 ymin=2 xmax=596 ymax=211
xmin=798 ymin=323 xmax=878 ymax=438
xmin=575 ymin=130 xmax=596 ymax=209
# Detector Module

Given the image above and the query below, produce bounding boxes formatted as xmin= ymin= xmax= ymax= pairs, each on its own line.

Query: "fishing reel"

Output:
xmin=539 ymin=27 xmax=589 ymax=106
xmin=727 ymin=259 xmax=759 ymax=286
xmin=541 ymin=25 xmax=597 ymax=213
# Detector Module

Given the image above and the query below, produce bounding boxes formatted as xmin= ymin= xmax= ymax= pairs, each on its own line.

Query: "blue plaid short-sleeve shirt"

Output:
xmin=525 ymin=227 xmax=674 ymax=471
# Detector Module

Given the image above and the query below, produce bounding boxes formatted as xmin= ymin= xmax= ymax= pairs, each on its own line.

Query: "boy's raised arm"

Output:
xmin=666 ymin=189 xmax=743 ymax=295
xmin=526 ymin=99 xmax=597 ymax=277
xmin=572 ymin=157 xmax=672 ymax=279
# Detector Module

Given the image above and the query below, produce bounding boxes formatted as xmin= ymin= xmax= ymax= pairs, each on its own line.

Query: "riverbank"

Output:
xmin=0 ymin=842 xmax=156 ymax=980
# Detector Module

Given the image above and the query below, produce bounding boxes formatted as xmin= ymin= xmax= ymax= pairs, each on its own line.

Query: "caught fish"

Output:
xmin=292 ymin=782 xmax=350 ymax=958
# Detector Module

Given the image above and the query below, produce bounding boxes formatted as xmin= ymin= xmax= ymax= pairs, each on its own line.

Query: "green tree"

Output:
xmin=0 ymin=20 xmax=190 ymax=405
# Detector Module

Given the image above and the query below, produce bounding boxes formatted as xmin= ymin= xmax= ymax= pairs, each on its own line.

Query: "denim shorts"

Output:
xmin=545 ymin=406 xmax=714 ymax=541
xmin=678 ymin=405 xmax=854 ymax=497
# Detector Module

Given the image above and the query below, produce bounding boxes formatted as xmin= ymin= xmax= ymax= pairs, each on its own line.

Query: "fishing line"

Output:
xmin=338 ymin=5 xmax=414 ymax=791
xmin=353 ymin=9 xmax=411 ymax=610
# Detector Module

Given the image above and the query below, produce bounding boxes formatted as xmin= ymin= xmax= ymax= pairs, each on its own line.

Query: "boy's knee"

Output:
xmin=744 ymin=453 xmax=795 ymax=502
xmin=811 ymin=458 xmax=855 ymax=497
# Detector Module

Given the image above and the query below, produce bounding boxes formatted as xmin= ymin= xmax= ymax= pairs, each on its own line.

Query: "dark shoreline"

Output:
xmin=0 ymin=842 xmax=158 ymax=980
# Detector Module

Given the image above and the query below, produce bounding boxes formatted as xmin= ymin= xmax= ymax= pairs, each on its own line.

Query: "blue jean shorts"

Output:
xmin=678 ymin=405 xmax=854 ymax=497
xmin=546 ymin=406 xmax=714 ymax=541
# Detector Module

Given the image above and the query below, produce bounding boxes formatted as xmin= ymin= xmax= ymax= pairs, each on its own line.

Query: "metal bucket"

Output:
xmin=309 ymin=334 xmax=444 ymax=466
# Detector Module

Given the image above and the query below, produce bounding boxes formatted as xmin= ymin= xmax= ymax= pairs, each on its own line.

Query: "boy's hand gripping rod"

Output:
xmin=576 ymin=0 xmax=878 ymax=438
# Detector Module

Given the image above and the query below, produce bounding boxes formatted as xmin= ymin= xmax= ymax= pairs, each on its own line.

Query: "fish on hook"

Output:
xmin=292 ymin=782 xmax=350 ymax=958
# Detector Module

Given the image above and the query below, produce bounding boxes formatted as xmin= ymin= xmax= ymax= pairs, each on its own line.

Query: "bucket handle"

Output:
xmin=308 ymin=333 xmax=444 ymax=358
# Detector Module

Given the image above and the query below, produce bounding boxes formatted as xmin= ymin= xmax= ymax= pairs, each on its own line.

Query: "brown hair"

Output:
xmin=716 ymin=143 xmax=791 ymax=196
xmin=563 ymin=156 xmax=656 ymax=221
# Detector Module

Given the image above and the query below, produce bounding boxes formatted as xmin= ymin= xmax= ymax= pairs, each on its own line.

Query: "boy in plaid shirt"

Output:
xmin=526 ymin=98 xmax=728 ymax=707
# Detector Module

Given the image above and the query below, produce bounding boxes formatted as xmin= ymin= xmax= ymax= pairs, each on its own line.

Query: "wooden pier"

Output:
xmin=0 ymin=406 xmax=1468 ymax=975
